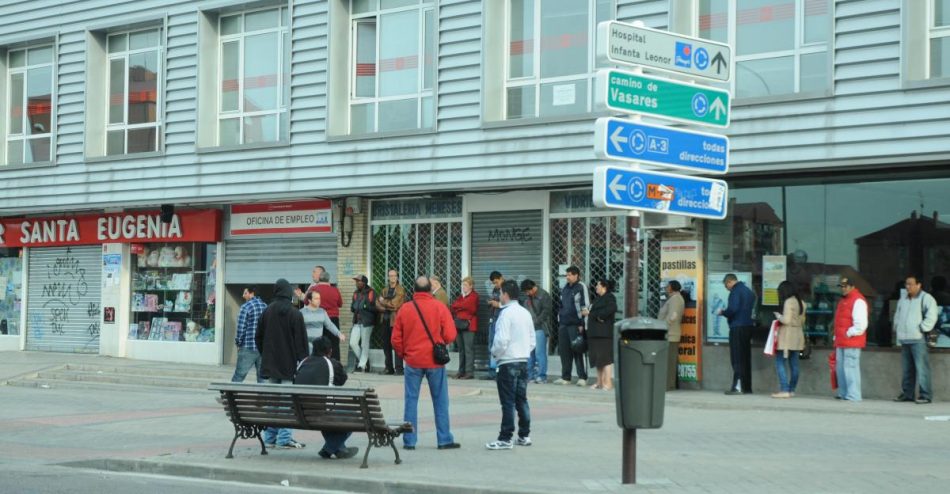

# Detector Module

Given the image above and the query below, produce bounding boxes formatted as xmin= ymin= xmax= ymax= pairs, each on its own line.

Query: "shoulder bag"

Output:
xmin=411 ymin=301 xmax=451 ymax=365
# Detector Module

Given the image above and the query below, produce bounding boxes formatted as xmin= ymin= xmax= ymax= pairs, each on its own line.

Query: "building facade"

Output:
xmin=1 ymin=0 xmax=948 ymax=398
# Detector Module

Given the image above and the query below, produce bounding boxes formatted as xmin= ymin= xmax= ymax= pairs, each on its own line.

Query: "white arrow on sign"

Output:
xmin=609 ymin=174 xmax=625 ymax=201
xmin=710 ymin=98 xmax=727 ymax=121
xmin=610 ymin=126 xmax=628 ymax=153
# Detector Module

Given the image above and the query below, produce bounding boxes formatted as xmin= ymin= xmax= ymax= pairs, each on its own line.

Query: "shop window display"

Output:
xmin=0 ymin=249 xmax=23 ymax=335
xmin=129 ymin=242 xmax=215 ymax=342
xmin=706 ymin=177 xmax=950 ymax=348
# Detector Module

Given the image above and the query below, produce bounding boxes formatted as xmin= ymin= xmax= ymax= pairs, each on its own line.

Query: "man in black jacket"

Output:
xmin=295 ymin=337 xmax=358 ymax=459
xmin=256 ymin=278 xmax=309 ymax=449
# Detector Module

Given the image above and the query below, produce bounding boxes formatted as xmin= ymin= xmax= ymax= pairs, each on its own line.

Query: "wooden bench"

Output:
xmin=209 ymin=382 xmax=412 ymax=469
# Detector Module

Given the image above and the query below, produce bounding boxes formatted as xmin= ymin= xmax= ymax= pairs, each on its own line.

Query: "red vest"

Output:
xmin=834 ymin=289 xmax=867 ymax=348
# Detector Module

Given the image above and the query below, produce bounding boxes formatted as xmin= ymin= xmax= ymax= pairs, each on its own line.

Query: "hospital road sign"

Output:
xmin=596 ymin=20 xmax=731 ymax=82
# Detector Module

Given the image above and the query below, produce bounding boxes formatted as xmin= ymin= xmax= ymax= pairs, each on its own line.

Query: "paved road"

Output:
xmin=1 ymin=351 xmax=949 ymax=493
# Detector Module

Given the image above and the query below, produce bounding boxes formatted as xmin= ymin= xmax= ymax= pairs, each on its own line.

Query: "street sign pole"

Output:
xmin=623 ymin=212 xmax=640 ymax=485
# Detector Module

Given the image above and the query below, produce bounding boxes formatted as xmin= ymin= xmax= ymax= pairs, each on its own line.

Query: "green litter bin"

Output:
xmin=613 ymin=317 xmax=668 ymax=429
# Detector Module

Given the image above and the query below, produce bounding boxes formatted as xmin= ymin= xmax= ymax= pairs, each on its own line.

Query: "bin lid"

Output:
xmin=614 ymin=317 xmax=667 ymax=332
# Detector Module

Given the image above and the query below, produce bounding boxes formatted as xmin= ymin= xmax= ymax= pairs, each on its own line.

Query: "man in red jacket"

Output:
xmin=834 ymin=276 xmax=868 ymax=401
xmin=392 ymin=275 xmax=460 ymax=450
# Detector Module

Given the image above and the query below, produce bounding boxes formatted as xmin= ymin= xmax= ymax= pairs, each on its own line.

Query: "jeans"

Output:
xmin=231 ymin=347 xmax=264 ymax=383
xmin=729 ymin=325 xmax=752 ymax=392
xmin=263 ymin=378 xmax=295 ymax=445
xmin=496 ymin=362 xmax=531 ymax=442
xmin=456 ymin=331 xmax=475 ymax=375
xmin=835 ymin=347 xmax=862 ymax=401
xmin=320 ymin=431 xmax=352 ymax=455
xmin=557 ymin=325 xmax=587 ymax=380
xmin=349 ymin=324 xmax=373 ymax=369
xmin=900 ymin=340 xmax=931 ymax=400
xmin=328 ymin=317 xmax=342 ymax=361
xmin=402 ymin=364 xmax=454 ymax=448
xmin=487 ymin=325 xmax=497 ymax=379
xmin=381 ymin=322 xmax=403 ymax=372
xmin=527 ymin=330 xmax=548 ymax=381
xmin=774 ymin=349 xmax=800 ymax=393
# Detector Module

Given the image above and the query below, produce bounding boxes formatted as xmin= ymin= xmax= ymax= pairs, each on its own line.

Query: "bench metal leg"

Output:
xmin=361 ymin=439 xmax=372 ymax=469
xmin=226 ymin=430 xmax=239 ymax=459
xmin=256 ymin=430 xmax=268 ymax=456
xmin=389 ymin=435 xmax=402 ymax=465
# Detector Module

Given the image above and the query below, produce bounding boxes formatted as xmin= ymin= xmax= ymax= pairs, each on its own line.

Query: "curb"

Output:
xmin=59 ymin=458 xmax=551 ymax=494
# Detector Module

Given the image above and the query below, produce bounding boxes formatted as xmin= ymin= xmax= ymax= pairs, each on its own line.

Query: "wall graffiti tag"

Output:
xmin=34 ymin=247 xmax=93 ymax=341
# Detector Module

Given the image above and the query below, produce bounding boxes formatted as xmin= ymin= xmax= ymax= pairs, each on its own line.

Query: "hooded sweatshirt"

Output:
xmin=256 ymin=279 xmax=309 ymax=381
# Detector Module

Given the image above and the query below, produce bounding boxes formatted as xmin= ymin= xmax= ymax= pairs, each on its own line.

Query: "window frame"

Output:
xmin=104 ymin=27 xmax=163 ymax=156
xmin=928 ymin=0 xmax=950 ymax=78
xmin=215 ymin=6 xmax=290 ymax=147
xmin=502 ymin=0 xmax=613 ymax=121
xmin=700 ymin=0 xmax=833 ymax=103
xmin=346 ymin=0 xmax=436 ymax=135
xmin=5 ymin=44 xmax=56 ymax=166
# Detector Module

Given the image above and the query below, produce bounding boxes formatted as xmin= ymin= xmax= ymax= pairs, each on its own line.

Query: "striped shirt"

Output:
xmin=236 ymin=297 xmax=267 ymax=350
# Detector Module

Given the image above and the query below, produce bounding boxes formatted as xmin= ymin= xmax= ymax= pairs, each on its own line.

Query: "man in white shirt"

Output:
xmin=892 ymin=275 xmax=938 ymax=404
xmin=833 ymin=276 xmax=868 ymax=402
xmin=486 ymin=280 xmax=536 ymax=450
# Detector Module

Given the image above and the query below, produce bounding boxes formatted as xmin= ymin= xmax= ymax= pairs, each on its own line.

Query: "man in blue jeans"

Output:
xmin=487 ymin=280 xmax=535 ymax=450
xmin=391 ymin=276 xmax=461 ymax=450
xmin=520 ymin=279 xmax=553 ymax=384
xmin=892 ymin=275 xmax=938 ymax=404
xmin=231 ymin=286 xmax=266 ymax=383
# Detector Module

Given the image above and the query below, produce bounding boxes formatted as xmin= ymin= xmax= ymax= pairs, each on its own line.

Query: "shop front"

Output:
xmin=701 ymin=175 xmax=950 ymax=398
xmin=0 ymin=247 xmax=24 ymax=351
xmin=0 ymin=209 xmax=223 ymax=360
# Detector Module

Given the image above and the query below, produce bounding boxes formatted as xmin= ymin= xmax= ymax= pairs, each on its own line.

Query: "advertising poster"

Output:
xmin=934 ymin=307 xmax=950 ymax=349
xmin=761 ymin=255 xmax=787 ymax=306
xmin=706 ymin=272 xmax=752 ymax=343
xmin=660 ymin=241 xmax=702 ymax=382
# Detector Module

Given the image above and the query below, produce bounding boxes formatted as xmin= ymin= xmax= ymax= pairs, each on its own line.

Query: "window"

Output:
xmin=347 ymin=0 xmax=435 ymax=135
xmin=6 ymin=45 xmax=54 ymax=165
xmin=218 ymin=7 xmax=290 ymax=146
xmin=504 ymin=0 xmax=612 ymax=120
xmin=931 ymin=0 xmax=950 ymax=78
xmin=699 ymin=0 xmax=831 ymax=99
xmin=106 ymin=29 xmax=162 ymax=155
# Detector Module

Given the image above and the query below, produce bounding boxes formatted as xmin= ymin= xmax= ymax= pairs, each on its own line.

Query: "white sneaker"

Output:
xmin=576 ymin=378 xmax=588 ymax=387
xmin=515 ymin=437 xmax=532 ymax=446
xmin=552 ymin=378 xmax=570 ymax=385
xmin=486 ymin=440 xmax=513 ymax=450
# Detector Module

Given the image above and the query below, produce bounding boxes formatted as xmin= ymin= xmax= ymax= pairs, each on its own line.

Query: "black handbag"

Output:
xmin=571 ymin=333 xmax=588 ymax=353
xmin=454 ymin=318 xmax=470 ymax=331
xmin=411 ymin=301 xmax=451 ymax=365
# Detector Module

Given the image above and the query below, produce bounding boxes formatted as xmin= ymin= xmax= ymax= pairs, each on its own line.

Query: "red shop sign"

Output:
xmin=0 ymin=209 xmax=222 ymax=248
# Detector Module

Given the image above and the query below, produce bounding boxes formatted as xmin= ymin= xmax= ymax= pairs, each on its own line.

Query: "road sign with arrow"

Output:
xmin=594 ymin=117 xmax=729 ymax=174
xmin=593 ymin=165 xmax=728 ymax=219
xmin=594 ymin=69 xmax=731 ymax=128
xmin=596 ymin=21 xmax=732 ymax=82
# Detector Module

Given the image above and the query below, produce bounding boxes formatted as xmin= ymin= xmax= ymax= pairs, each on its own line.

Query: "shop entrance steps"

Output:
xmin=4 ymin=363 xmax=232 ymax=392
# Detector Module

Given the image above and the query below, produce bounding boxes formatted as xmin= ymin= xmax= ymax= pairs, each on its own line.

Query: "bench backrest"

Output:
xmin=209 ymin=383 xmax=387 ymax=432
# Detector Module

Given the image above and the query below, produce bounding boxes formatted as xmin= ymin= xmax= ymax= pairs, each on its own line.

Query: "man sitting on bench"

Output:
xmin=295 ymin=337 xmax=359 ymax=459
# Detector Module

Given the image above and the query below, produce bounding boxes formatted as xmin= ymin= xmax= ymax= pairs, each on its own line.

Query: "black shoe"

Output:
xmin=724 ymin=390 xmax=744 ymax=395
xmin=353 ymin=366 xmax=364 ymax=373
xmin=437 ymin=442 xmax=461 ymax=450
xmin=395 ymin=369 xmax=404 ymax=376
xmin=893 ymin=395 xmax=914 ymax=402
xmin=403 ymin=445 xmax=415 ymax=450
xmin=318 ymin=449 xmax=332 ymax=459
xmin=383 ymin=368 xmax=395 ymax=375
xmin=335 ymin=447 xmax=359 ymax=459
xmin=915 ymin=398 xmax=932 ymax=404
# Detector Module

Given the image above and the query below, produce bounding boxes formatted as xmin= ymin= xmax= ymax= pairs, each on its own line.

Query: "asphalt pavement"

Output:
xmin=1 ymin=351 xmax=949 ymax=493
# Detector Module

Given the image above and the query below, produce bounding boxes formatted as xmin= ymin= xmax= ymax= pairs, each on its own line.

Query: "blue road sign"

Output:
xmin=592 ymin=166 xmax=728 ymax=219
xmin=593 ymin=118 xmax=729 ymax=174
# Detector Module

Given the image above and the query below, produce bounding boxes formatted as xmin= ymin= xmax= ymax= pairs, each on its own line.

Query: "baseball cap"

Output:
xmin=352 ymin=274 xmax=368 ymax=283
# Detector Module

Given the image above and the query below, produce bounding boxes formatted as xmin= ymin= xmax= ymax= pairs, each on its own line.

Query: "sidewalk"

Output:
xmin=2 ymin=351 xmax=949 ymax=493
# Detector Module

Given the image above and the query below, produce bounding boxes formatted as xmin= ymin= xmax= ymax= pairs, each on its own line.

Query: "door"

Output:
xmin=26 ymin=246 xmax=103 ymax=353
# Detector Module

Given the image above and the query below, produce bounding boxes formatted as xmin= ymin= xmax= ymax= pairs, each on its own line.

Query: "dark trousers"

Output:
xmin=496 ymin=362 xmax=531 ymax=442
xmin=457 ymin=330 xmax=475 ymax=375
xmin=320 ymin=431 xmax=352 ymax=455
xmin=558 ymin=324 xmax=587 ymax=380
xmin=729 ymin=325 xmax=753 ymax=392
xmin=326 ymin=317 xmax=341 ymax=361
xmin=382 ymin=322 xmax=403 ymax=372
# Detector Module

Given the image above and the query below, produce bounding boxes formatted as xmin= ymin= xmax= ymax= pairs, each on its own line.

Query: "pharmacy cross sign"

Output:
xmin=596 ymin=21 xmax=732 ymax=82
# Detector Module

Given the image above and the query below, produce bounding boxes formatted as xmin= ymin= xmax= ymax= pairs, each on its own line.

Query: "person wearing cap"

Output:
xmin=833 ymin=276 xmax=869 ymax=401
xmin=349 ymin=275 xmax=377 ymax=372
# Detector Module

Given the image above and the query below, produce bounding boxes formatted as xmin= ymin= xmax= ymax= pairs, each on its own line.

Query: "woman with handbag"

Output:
xmin=772 ymin=281 xmax=806 ymax=398
xmin=450 ymin=276 xmax=479 ymax=379
xmin=582 ymin=279 xmax=617 ymax=390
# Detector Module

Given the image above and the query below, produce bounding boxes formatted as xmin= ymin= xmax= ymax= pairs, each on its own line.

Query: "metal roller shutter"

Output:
xmin=26 ymin=246 xmax=102 ymax=353
xmin=224 ymin=236 xmax=337 ymax=285
xmin=470 ymin=210 xmax=543 ymax=372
